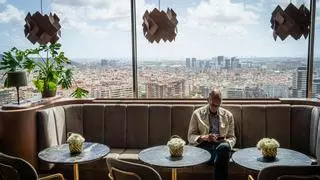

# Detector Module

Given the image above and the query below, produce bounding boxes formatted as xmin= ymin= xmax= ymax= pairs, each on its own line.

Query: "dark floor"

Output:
xmin=42 ymin=168 xmax=252 ymax=180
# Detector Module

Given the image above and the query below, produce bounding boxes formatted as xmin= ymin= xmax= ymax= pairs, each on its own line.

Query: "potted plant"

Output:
xmin=167 ymin=135 xmax=185 ymax=157
xmin=26 ymin=43 xmax=88 ymax=98
xmin=257 ymin=138 xmax=280 ymax=160
xmin=0 ymin=47 xmax=33 ymax=87
xmin=0 ymin=47 xmax=34 ymax=104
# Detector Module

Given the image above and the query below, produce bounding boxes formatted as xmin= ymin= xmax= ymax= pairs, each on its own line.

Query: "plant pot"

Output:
xmin=262 ymin=148 xmax=277 ymax=160
xmin=167 ymin=135 xmax=185 ymax=157
xmin=41 ymin=88 xmax=56 ymax=98
xmin=67 ymin=133 xmax=85 ymax=155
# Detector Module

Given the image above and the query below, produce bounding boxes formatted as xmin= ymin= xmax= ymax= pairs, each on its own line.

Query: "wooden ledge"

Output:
xmin=1 ymin=96 xmax=62 ymax=111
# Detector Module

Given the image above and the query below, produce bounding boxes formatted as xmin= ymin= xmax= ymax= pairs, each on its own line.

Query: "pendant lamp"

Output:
xmin=24 ymin=0 xmax=61 ymax=45
xmin=142 ymin=0 xmax=178 ymax=43
xmin=270 ymin=1 xmax=310 ymax=41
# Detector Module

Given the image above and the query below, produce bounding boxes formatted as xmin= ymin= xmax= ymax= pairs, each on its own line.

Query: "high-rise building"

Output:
xmin=101 ymin=59 xmax=108 ymax=66
xmin=109 ymin=85 xmax=133 ymax=98
xmin=146 ymin=79 xmax=185 ymax=98
xmin=170 ymin=79 xmax=185 ymax=98
xmin=101 ymin=59 xmax=118 ymax=67
xmin=191 ymin=58 xmax=197 ymax=69
xmin=198 ymin=60 xmax=205 ymax=73
xmin=217 ymin=56 xmax=224 ymax=66
xmin=186 ymin=58 xmax=191 ymax=68
xmin=231 ymin=57 xmax=240 ymax=69
xmin=146 ymin=82 xmax=165 ymax=98
xmin=292 ymin=66 xmax=307 ymax=98
xmin=225 ymin=59 xmax=231 ymax=69
xmin=312 ymin=77 xmax=320 ymax=98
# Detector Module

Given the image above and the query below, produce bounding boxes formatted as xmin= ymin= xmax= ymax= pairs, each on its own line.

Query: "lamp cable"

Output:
xmin=40 ymin=0 xmax=43 ymax=14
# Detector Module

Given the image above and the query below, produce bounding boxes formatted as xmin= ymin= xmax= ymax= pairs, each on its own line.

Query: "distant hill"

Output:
xmin=0 ymin=54 xmax=2 ymax=60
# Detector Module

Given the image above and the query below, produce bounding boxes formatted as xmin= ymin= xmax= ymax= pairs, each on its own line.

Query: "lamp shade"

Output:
xmin=7 ymin=71 xmax=28 ymax=87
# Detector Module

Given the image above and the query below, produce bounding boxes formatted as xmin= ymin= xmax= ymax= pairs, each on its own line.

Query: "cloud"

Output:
xmin=245 ymin=0 xmax=264 ymax=12
xmin=0 ymin=0 xmax=5 ymax=4
xmin=51 ymin=0 xmax=111 ymax=8
xmin=184 ymin=0 xmax=260 ymax=36
xmin=0 ymin=4 xmax=24 ymax=24
xmin=0 ymin=31 xmax=9 ymax=37
xmin=50 ymin=0 xmax=153 ymax=36
xmin=271 ymin=0 xmax=310 ymax=8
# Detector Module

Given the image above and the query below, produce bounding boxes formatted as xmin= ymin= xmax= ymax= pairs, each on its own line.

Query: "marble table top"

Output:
xmin=232 ymin=147 xmax=312 ymax=171
xmin=38 ymin=142 xmax=110 ymax=164
xmin=138 ymin=145 xmax=211 ymax=168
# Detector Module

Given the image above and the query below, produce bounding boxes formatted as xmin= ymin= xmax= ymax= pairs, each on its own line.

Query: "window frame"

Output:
xmin=130 ymin=0 xmax=317 ymax=99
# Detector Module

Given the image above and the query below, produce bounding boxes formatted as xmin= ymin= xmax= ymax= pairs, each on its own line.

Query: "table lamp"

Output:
xmin=7 ymin=71 xmax=28 ymax=105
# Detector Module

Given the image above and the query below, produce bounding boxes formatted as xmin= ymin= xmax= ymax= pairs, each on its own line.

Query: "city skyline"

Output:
xmin=0 ymin=0 xmax=320 ymax=58
xmin=1 ymin=55 xmax=318 ymax=106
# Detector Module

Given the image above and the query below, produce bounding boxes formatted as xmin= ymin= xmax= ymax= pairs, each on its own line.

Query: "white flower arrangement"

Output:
xmin=257 ymin=138 xmax=280 ymax=150
xmin=167 ymin=137 xmax=186 ymax=149
xmin=167 ymin=136 xmax=186 ymax=157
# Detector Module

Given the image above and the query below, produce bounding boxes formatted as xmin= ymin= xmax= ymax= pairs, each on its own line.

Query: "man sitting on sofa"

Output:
xmin=188 ymin=88 xmax=236 ymax=180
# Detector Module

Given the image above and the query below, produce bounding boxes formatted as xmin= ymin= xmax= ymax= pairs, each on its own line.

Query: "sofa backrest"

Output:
xmin=37 ymin=104 xmax=320 ymax=158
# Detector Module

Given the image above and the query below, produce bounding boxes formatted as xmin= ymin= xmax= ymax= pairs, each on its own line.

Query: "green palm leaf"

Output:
xmin=71 ymin=87 xmax=89 ymax=98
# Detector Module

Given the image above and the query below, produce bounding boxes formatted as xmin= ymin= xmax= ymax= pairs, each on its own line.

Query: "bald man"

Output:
xmin=188 ymin=88 xmax=236 ymax=180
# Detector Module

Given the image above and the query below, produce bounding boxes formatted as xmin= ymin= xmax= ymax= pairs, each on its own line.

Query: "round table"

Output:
xmin=138 ymin=145 xmax=211 ymax=180
xmin=38 ymin=142 xmax=110 ymax=180
xmin=232 ymin=147 xmax=312 ymax=172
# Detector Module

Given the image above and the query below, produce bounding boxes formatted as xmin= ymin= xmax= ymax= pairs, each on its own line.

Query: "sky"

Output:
xmin=0 ymin=0 xmax=319 ymax=59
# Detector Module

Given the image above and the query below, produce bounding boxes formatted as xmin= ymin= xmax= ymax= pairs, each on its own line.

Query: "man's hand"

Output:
xmin=199 ymin=134 xmax=218 ymax=142
xmin=199 ymin=134 xmax=227 ymax=143
xmin=214 ymin=135 xmax=226 ymax=143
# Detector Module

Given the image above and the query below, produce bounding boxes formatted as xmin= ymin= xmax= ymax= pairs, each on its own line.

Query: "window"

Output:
xmin=0 ymin=1 xmax=34 ymax=105
xmin=0 ymin=0 xmax=133 ymax=105
xmin=137 ymin=0 xmax=309 ymax=99
xmin=50 ymin=0 xmax=133 ymax=99
xmin=313 ymin=0 xmax=320 ymax=99
xmin=0 ymin=0 xmax=317 ymax=105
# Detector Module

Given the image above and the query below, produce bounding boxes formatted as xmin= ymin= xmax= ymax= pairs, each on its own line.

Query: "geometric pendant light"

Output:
xmin=270 ymin=3 xmax=310 ymax=41
xmin=24 ymin=0 xmax=61 ymax=45
xmin=142 ymin=0 xmax=178 ymax=43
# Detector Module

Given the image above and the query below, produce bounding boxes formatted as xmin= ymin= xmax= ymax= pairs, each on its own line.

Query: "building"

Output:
xmin=217 ymin=56 xmax=224 ymax=66
xmin=263 ymin=84 xmax=289 ymax=98
xmin=231 ymin=57 xmax=240 ymax=69
xmin=225 ymin=59 xmax=231 ymax=69
xmin=101 ymin=59 xmax=118 ymax=67
xmin=312 ymin=77 xmax=320 ymax=98
xmin=224 ymin=88 xmax=244 ymax=98
xmin=292 ymin=66 xmax=307 ymax=98
xmin=146 ymin=82 xmax=165 ymax=98
xmin=191 ymin=58 xmax=197 ymax=69
xmin=186 ymin=58 xmax=191 ymax=68
xmin=244 ymin=86 xmax=267 ymax=98
xmin=0 ymin=89 xmax=12 ymax=105
xmin=109 ymin=85 xmax=133 ymax=98
xmin=146 ymin=79 xmax=185 ymax=98
xmin=200 ymin=86 xmax=210 ymax=98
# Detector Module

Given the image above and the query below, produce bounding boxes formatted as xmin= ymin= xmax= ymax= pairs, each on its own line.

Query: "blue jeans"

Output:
xmin=197 ymin=141 xmax=231 ymax=180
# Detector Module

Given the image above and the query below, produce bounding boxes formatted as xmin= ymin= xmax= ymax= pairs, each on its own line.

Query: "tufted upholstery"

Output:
xmin=37 ymin=103 xmax=320 ymax=180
